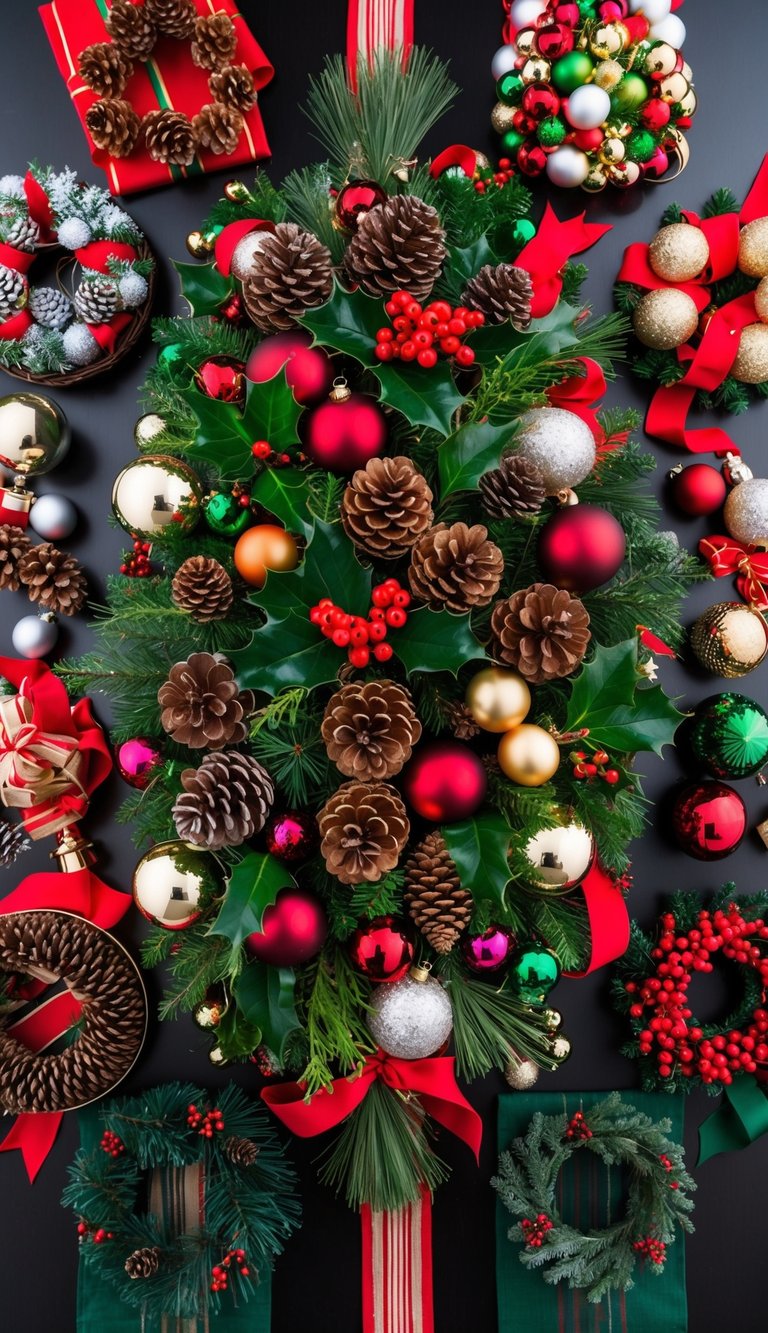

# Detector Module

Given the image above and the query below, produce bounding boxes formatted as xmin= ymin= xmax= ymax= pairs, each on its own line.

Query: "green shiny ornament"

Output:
xmin=577 ymin=0 xmax=597 ymax=14
xmin=689 ymin=692 xmax=768 ymax=780
xmin=512 ymin=943 xmax=561 ymax=1003
xmin=537 ymin=116 xmax=566 ymax=148
xmin=158 ymin=343 xmax=190 ymax=387
xmin=501 ymin=129 xmax=526 ymax=155
xmin=203 ymin=490 xmax=252 ymax=536
xmin=552 ymin=52 xmax=594 ymax=95
xmin=497 ymin=71 xmax=524 ymax=105
xmin=613 ymin=72 xmax=649 ymax=112
xmin=511 ymin=218 xmax=536 ymax=249
xmin=626 ymin=129 xmax=656 ymax=163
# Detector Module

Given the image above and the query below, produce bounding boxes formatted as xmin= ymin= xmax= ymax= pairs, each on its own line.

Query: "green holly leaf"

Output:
xmin=234 ymin=963 xmax=300 ymax=1060
xmin=215 ymin=1004 xmax=262 ymax=1061
xmin=182 ymin=371 xmax=303 ymax=481
xmin=441 ymin=237 xmax=496 ymax=300
xmin=232 ymin=609 xmax=341 ymax=695
xmin=471 ymin=301 xmax=584 ymax=370
xmin=250 ymin=466 xmax=314 ymax=539
xmin=209 ymin=852 xmax=296 ymax=958
xmin=393 ymin=606 xmax=486 ymax=676
xmin=441 ymin=812 xmax=513 ymax=907
xmin=438 ymin=420 xmax=513 ymax=497
xmin=298 ymin=279 xmax=384 ymax=362
xmin=372 ymin=359 xmax=465 ymax=437
xmin=565 ymin=639 xmax=684 ymax=756
xmin=174 ymin=260 xmax=233 ymax=316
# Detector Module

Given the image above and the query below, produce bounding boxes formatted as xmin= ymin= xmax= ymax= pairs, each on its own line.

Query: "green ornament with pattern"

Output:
xmin=689 ymin=692 xmax=768 ymax=781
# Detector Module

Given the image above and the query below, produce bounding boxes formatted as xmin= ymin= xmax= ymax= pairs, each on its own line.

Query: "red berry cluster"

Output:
xmin=309 ymin=579 xmax=411 ymax=669
xmin=571 ymin=748 xmax=620 ymax=785
xmin=211 ymin=1248 xmax=250 ymax=1293
xmin=633 ymin=1236 xmax=666 ymax=1266
xmin=77 ymin=1221 xmax=114 ymax=1244
xmin=251 ymin=440 xmax=292 ymax=467
xmin=187 ymin=1102 xmax=225 ymax=1137
xmin=521 ymin=1214 xmax=553 ymax=1249
xmin=250 ymin=1044 xmax=280 ymax=1077
xmin=625 ymin=905 xmax=768 ymax=1086
xmin=564 ymin=1111 xmax=592 ymax=1142
xmin=100 ymin=1130 xmax=125 ymax=1159
xmin=120 ymin=538 xmax=152 ymax=577
xmin=657 ymin=1153 xmax=680 ymax=1189
xmin=473 ymin=158 xmax=515 ymax=193
xmin=374 ymin=291 xmax=484 ymax=369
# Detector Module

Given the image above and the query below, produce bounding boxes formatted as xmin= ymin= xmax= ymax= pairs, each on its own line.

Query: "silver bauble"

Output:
xmin=515 ymin=407 xmax=596 ymax=495
xmin=11 ymin=613 xmax=58 ymax=659
xmin=29 ymin=493 xmax=77 ymax=541
xmin=230 ymin=230 xmax=271 ymax=282
xmin=724 ymin=477 xmax=768 ymax=547
xmin=367 ymin=965 xmax=453 ymax=1059
xmin=504 ymin=1052 xmax=540 ymax=1089
xmin=523 ymin=820 xmax=595 ymax=894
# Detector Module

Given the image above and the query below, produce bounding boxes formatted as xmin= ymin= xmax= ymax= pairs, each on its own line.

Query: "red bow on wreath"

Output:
xmin=698 ymin=535 xmax=768 ymax=610
xmin=547 ymin=357 xmax=609 ymax=450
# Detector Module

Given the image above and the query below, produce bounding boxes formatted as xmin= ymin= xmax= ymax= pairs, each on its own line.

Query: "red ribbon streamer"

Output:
xmin=547 ymin=357 xmax=606 ymax=446
xmin=346 ymin=0 xmax=415 ymax=91
xmin=699 ymin=535 xmax=768 ymax=610
xmin=23 ymin=171 xmax=54 ymax=242
xmin=564 ymin=862 xmax=630 ymax=978
xmin=515 ymin=205 xmax=612 ymax=318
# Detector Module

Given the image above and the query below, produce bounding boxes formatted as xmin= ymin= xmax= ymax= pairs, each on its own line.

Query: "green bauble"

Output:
xmin=613 ymin=73 xmax=649 ymax=112
xmin=689 ymin=692 xmax=768 ymax=780
xmin=538 ymin=116 xmax=566 ymax=148
xmin=497 ymin=71 xmax=524 ymax=104
xmin=512 ymin=943 xmax=561 ymax=1003
xmin=203 ymin=491 xmax=252 ymax=536
xmin=501 ymin=129 xmax=526 ymax=155
xmin=626 ymin=129 xmax=656 ymax=164
xmin=552 ymin=52 xmax=594 ymax=94
xmin=511 ymin=218 xmax=536 ymax=250
xmin=158 ymin=342 xmax=190 ymax=387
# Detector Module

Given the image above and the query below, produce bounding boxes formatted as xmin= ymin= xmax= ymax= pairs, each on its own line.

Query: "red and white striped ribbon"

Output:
xmin=362 ymin=1187 xmax=434 ymax=1333
xmin=346 ymin=0 xmax=415 ymax=84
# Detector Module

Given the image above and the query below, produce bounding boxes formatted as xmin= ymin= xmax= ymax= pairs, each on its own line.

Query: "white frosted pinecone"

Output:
xmin=2 ymin=213 xmax=39 ymax=252
xmin=0 ymin=266 xmax=27 ymax=319
xmin=29 ymin=286 xmax=72 ymax=330
xmin=73 ymin=278 xmax=121 ymax=325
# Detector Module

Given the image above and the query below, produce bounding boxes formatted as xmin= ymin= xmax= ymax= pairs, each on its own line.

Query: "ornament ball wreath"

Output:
xmin=61 ymin=49 xmax=700 ymax=1212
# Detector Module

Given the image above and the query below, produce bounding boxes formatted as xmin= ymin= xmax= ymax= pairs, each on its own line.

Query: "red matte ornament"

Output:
xmin=194 ymin=356 xmax=246 ymax=404
xmin=401 ymin=742 xmax=487 ymax=822
xmin=335 ymin=180 xmax=388 ymax=231
xmin=116 ymin=737 xmax=163 ymax=790
xmin=573 ymin=129 xmax=604 ymax=152
xmin=264 ymin=810 xmax=318 ymax=863
xmin=349 ymin=915 xmax=415 ymax=982
xmin=303 ymin=390 xmax=388 ymax=472
xmin=246 ymin=332 xmax=334 ymax=405
xmin=461 ymin=925 xmax=517 ymax=974
xmin=244 ymin=887 xmax=328 ymax=966
xmin=538 ymin=504 xmax=626 ymax=592
xmin=668 ymin=463 xmax=727 ymax=516
xmin=671 ymin=781 xmax=747 ymax=860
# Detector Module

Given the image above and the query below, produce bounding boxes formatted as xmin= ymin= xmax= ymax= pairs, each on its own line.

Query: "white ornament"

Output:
xmin=12 ymin=614 xmax=58 ymax=659
xmin=491 ymin=44 xmax=519 ymax=80
xmin=57 ymin=217 xmax=93 ymax=251
xmin=30 ymin=493 xmax=78 ymax=541
xmin=230 ymin=230 xmax=271 ymax=283
xmin=509 ymin=0 xmax=546 ymax=29
xmin=629 ymin=0 xmax=670 ymax=16
xmin=516 ymin=406 xmax=597 ymax=494
xmin=0 ymin=175 xmax=26 ymax=197
xmin=62 ymin=322 xmax=100 ymax=366
xmin=724 ymin=478 xmax=768 ymax=547
xmin=545 ymin=146 xmax=590 ymax=189
xmin=367 ymin=967 xmax=453 ymax=1060
xmin=118 ymin=272 xmax=149 ymax=308
xmin=649 ymin=13 xmax=686 ymax=45
xmin=564 ymin=85 xmax=611 ymax=131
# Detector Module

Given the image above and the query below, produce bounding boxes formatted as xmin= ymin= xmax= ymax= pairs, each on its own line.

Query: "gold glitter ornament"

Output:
xmin=754 ymin=277 xmax=768 ymax=323
xmin=505 ymin=1051 xmax=539 ymax=1089
xmin=593 ymin=59 xmax=623 ymax=90
xmin=738 ymin=218 xmax=768 ymax=278
xmin=633 ymin=288 xmax=699 ymax=350
xmin=599 ymin=137 xmax=625 ymax=165
xmin=491 ymin=102 xmax=517 ymax=133
xmin=690 ymin=602 xmax=768 ymax=678
xmin=521 ymin=56 xmax=551 ymax=83
xmin=648 ymin=223 xmax=710 ymax=283
xmin=724 ymin=477 xmax=768 ymax=546
xmin=645 ymin=41 xmax=678 ymax=77
xmin=514 ymin=27 xmax=537 ymax=56
xmin=731 ymin=324 xmax=768 ymax=383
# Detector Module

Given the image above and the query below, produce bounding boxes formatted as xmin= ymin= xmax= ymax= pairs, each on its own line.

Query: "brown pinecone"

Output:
xmin=73 ymin=277 xmax=120 ymax=324
xmin=106 ymin=0 xmax=157 ymax=59
xmin=171 ymin=555 xmax=233 ymax=622
xmin=322 ymin=680 xmax=422 ymax=781
xmin=479 ymin=454 xmax=546 ymax=520
xmin=242 ymin=222 xmax=333 ymax=333
xmin=209 ymin=63 xmax=258 ymax=112
xmin=404 ymin=831 xmax=472 ymax=954
xmin=192 ymin=102 xmax=243 ymax=156
xmin=318 ymin=781 xmax=409 ymax=884
xmin=0 ymin=524 xmax=32 ymax=592
xmin=345 ymin=195 xmax=446 ymax=302
xmin=158 ymin=652 xmax=255 ymax=749
xmin=462 ymin=263 xmax=533 ymax=329
xmin=224 ymin=1134 xmax=260 ymax=1167
xmin=190 ymin=13 xmax=237 ymax=69
xmin=143 ymin=109 xmax=196 ymax=166
xmin=78 ymin=41 xmax=133 ymax=97
xmin=125 ymin=1247 xmax=160 ymax=1280
xmin=85 ymin=98 xmax=142 ymax=158
xmin=490 ymin=582 xmax=591 ymax=683
xmin=0 ymin=819 xmax=29 ymax=868
xmin=341 ymin=456 xmax=434 ymax=560
xmin=144 ymin=0 xmax=196 ymax=39
xmin=17 ymin=543 xmax=87 ymax=616
xmin=444 ymin=699 xmax=481 ymax=741
xmin=409 ymin=522 xmax=503 ymax=613
xmin=172 ymin=750 xmax=274 ymax=849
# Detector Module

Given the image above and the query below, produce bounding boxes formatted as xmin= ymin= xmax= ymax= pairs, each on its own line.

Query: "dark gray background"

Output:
xmin=0 ymin=2 xmax=765 ymax=1329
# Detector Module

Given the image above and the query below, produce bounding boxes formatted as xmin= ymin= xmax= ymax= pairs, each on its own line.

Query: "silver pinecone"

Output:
xmin=2 ymin=213 xmax=39 ymax=252
xmin=29 ymin=286 xmax=73 ymax=331
xmin=0 ymin=266 xmax=27 ymax=319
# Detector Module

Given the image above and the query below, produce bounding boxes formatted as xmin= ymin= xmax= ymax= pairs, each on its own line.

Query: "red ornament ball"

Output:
xmin=517 ymin=143 xmax=548 ymax=176
xmin=538 ymin=504 xmax=626 ymax=592
xmin=264 ymin=810 xmax=318 ymax=863
xmin=402 ymin=742 xmax=487 ymax=822
xmin=244 ymin=887 xmax=328 ymax=967
xmin=536 ymin=22 xmax=574 ymax=60
xmin=335 ymin=180 xmax=388 ymax=231
xmin=303 ymin=388 xmax=388 ymax=473
xmin=246 ymin=332 xmax=334 ymax=406
xmin=461 ymin=925 xmax=517 ymax=974
xmin=668 ymin=463 xmax=726 ymax=517
xmin=573 ymin=128 xmax=604 ymax=152
xmin=349 ymin=915 xmax=415 ymax=983
xmin=194 ymin=356 xmax=246 ymax=404
xmin=671 ymin=781 xmax=747 ymax=861
xmin=116 ymin=736 xmax=163 ymax=789
xmin=522 ymin=83 xmax=560 ymax=120
xmin=640 ymin=99 xmax=671 ymax=132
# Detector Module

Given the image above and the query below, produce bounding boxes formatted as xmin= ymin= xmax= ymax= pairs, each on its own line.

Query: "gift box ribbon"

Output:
xmin=699 ymin=534 xmax=768 ymax=610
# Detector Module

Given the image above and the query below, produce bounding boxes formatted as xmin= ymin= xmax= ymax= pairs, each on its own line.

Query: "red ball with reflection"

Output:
xmin=349 ymin=915 xmax=415 ymax=983
xmin=245 ymin=887 xmax=328 ymax=966
xmin=335 ymin=179 xmax=388 ymax=231
xmin=671 ymin=781 xmax=747 ymax=861
xmin=402 ymin=742 xmax=487 ymax=822
xmin=194 ymin=356 xmax=245 ymax=403
xmin=246 ymin=332 xmax=333 ymax=406
xmin=522 ymin=83 xmax=560 ymax=120
xmin=538 ymin=504 xmax=626 ymax=592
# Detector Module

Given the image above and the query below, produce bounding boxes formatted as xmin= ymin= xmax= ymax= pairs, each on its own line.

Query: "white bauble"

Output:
xmin=368 ymin=968 xmax=453 ymax=1060
xmin=491 ymin=44 xmax=519 ymax=80
xmin=564 ymin=85 xmax=611 ymax=130
xmin=509 ymin=0 xmax=546 ymax=29
xmin=62 ymin=323 xmax=100 ymax=366
xmin=118 ymin=272 xmax=149 ymax=308
xmin=12 ymin=614 xmax=59 ymax=659
xmin=515 ymin=406 xmax=596 ymax=493
xmin=0 ymin=175 xmax=26 ymax=197
xmin=57 ymin=217 xmax=92 ymax=251
xmin=230 ymin=230 xmax=271 ymax=283
xmin=724 ymin=478 xmax=768 ymax=547
xmin=629 ymin=0 xmax=670 ymax=17
xmin=30 ymin=493 xmax=78 ymax=541
xmin=649 ymin=13 xmax=686 ymax=45
xmin=546 ymin=146 xmax=590 ymax=189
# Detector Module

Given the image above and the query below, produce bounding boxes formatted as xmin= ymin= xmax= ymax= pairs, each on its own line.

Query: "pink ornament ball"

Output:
xmin=116 ymin=737 xmax=163 ymax=789
xmin=461 ymin=925 xmax=517 ymax=974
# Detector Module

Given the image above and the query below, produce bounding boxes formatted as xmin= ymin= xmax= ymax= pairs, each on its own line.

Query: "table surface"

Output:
xmin=1 ymin=2 xmax=766 ymax=1330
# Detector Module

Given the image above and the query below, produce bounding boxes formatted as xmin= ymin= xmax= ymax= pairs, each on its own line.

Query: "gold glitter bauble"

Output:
xmin=731 ymin=323 xmax=768 ymax=383
xmin=521 ymin=56 xmax=551 ymax=83
xmin=514 ymin=27 xmax=537 ymax=56
xmin=497 ymin=724 xmax=560 ymax=787
xmin=755 ymin=276 xmax=768 ymax=323
xmin=659 ymin=72 xmax=690 ymax=103
xmin=491 ymin=101 xmax=516 ymax=134
xmin=504 ymin=1052 xmax=539 ymax=1089
xmin=593 ymin=59 xmax=623 ymax=90
xmin=599 ymin=137 xmax=625 ymax=165
xmin=738 ymin=218 xmax=768 ymax=277
xmin=465 ymin=667 xmax=531 ymax=733
xmin=633 ymin=288 xmax=699 ymax=350
xmin=648 ymin=223 xmax=710 ymax=283
xmin=690 ymin=602 xmax=768 ymax=678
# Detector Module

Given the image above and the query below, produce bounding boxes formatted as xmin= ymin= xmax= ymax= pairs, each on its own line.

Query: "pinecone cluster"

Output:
xmin=409 ymin=522 xmax=504 ymax=613
xmin=321 ymin=680 xmax=422 ymax=781
xmin=479 ymin=455 xmax=546 ymax=520
xmin=242 ymin=222 xmax=334 ymax=332
xmin=224 ymin=1134 xmax=260 ymax=1167
xmin=0 ymin=818 xmax=29 ymax=868
xmin=125 ymin=1247 xmax=160 ymax=1280
xmin=17 ymin=541 xmax=87 ymax=616
xmin=158 ymin=653 xmax=255 ymax=749
xmin=1 ymin=213 xmax=39 ymax=253
xmin=444 ymin=699 xmax=481 ymax=741
xmin=171 ymin=555 xmax=233 ymax=622
xmin=341 ymin=456 xmax=434 ymax=560
xmin=318 ymin=781 xmax=409 ymax=884
xmin=172 ymin=750 xmax=274 ymax=850
xmin=490 ymin=583 xmax=591 ymax=683
xmin=462 ymin=263 xmax=533 ymax=329
xmin=345 ymin=195 xmax=446 ymax=301
xmin=404 ymin=832 xmax=472 ymax=954
xmin=193 ymin=103 xmax=244 ymax=156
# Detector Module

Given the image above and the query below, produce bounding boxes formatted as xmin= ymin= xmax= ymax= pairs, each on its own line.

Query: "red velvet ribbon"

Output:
xmin=564 ymin=862 xmax=630 ymax=978
xmin=0 ymin=309 xmax=33 ymax=340
xmin=0 ymin=242 xmax=35 ymax=274
xmin=515 ymin=204 xmax=612 ymax=318
xmin=547 ymin=357 xmax=606 ymax=446
xmin=429 ymin=145 xmax=482 ymax=180
xmin=86 ymin=311 xmax=133 ymax=353
xmin=75 ymin=239 xmax=138 ymax=272
xmin=262 ymin=1049 xmax=482 ymax=1164
xmin=214 ymin=218 xmax=275 ymax=277
xmin=699 ymin=535 xmax=768 ymax=610
xmin=23 ymin=171 xmax=54 ymax=243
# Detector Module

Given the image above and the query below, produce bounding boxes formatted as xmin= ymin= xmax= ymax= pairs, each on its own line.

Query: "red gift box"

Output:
xmin=40 ymin=0 xmax=273 ymax=196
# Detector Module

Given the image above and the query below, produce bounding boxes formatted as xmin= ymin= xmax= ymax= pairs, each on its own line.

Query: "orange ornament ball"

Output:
xmin=233 ymin=524 xmax=300 ymax=587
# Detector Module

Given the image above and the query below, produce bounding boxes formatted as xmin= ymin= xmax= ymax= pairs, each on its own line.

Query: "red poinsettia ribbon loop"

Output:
xmin=429 ymin=145 xmax=480 ymax=180
xmin=699 ymin=535 xmax=768 ymax=610
xmin=515 ymin=205 xmax=612 ymax=319
xmin=23 ymin=170 xmax=54 ymax=242
xmin=547 ymin=357 xmax=606 ymax=445
xmin=564 ymin=862 xmax=630 ymax=978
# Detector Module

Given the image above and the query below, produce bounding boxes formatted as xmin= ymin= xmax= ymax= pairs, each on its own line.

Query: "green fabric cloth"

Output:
xmin=496 ymin=1090 xmax=688 ymax=1333
xmin=76 ymin=1106 xmax=272 ymax=1333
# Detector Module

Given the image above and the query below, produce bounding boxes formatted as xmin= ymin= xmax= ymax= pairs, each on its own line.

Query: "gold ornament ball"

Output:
xmin=632 ymin=288 xmax=699 ymax=351
xmin=550 ymin=1034 xmax=572 ymax=1063
xmin=224 ymin=179 xmax=250 ymax=203
xmin=497 ymin=724 xmax=560 ymax=787
xmin=521 ymin=56 xmax=551 ymax=84
xmin=112 ymin=455 xmax=203 ymax=537
xmin=731 ymin=323 xmax=768 ymax=384
xmin=465 ymin=667 xmax=531 ymax=733
xmin=132 ymin=841 xmax=223 ymax=930
xmin=593 ymin=59 xmax=623 ymax=90
xmin=491 ymin=102 xmax=517 ymax=134
xmin=543 ymin=1007 xmax=562 ymax=1030
xmin=514 ymin=27 xmax=536 ymax=56
xmin=233 ymin=523 xmax=300 ymax=588
xmin=504 ymin=1052 xmax=540 ymax=1089
xmin=739 ymin=218 xmax=768 ymax=277
xmin=133 ymin=412 xmax=167 ymax=451
xmin=185 ymin=229 xmax=214 ymax=259
xmin=648 ymin=223 xmax=710 ymax=283
xmin=583 ymin=165 xmax=608 ymax=194
xmin=599 ymin=137 xmax=625 ymax=165
xmin=659 ymin=72 xmax=689 ymax=103
xmin=611 ymin=161 xmax=641 ymax=188
xmin=690 ymin=601 xmax=768 ymax=678
xmin=0 ymin=392 xmax=70 ymax=476
xmin=645 ymin=41 xmax=678 ymax=77
xmin=590 ymin=23 xmax=623 ymax=57
xmin=523 ymin=819 xmax=595 ymax=893
xmin=755 ymin=277 xmax=768 ymax=323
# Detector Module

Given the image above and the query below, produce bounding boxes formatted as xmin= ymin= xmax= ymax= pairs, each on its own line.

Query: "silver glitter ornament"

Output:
xmin=504 ymin=1051 xmax=539 ymax=1089
xmin=515 ymin=407 xmax=596 ymax=496
xmin=368 ymin=964 xmax=453 ymax=1059
xmin=724 ymin=477 xmax=768 ymax=547
xmin=29 ymin=493 xmax=77 ymax=541
xmin=230 ymin=230 xmax=271 ymax=282
xmin=12 ymin=612 xmax=58 ymax=659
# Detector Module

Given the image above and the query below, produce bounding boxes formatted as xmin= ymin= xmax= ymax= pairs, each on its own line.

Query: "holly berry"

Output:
xmin=564 ymin=1110 xmax=592 ymax=1141
xmin=309 ymin=578 xmax=411 ymax=669
xmin=120 ymin=537 xmax=152 ymax=578
xmin=100 ymin=1130 xmax=124 ymax=1159
xmin=374 ymin=290 xmax=485 ymax=368
xmin=521 ymin=1214 xmax=554 ymax=1249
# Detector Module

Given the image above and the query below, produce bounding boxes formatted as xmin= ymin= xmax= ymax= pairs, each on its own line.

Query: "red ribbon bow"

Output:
xmin=699 ymin=535 xmax=768 ymax=610
xmin=515 ymin=205 xmax=612 ymax=319
xmin=547 ymin=357 xmax=607 ymax=449
xmin=262 ymin=1049 xmax=482 ymax=1164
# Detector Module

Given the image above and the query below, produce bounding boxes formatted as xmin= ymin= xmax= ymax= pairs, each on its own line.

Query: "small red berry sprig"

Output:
xmin=309 ymin=578 xmax=411 ymax=670
xmin=564 ymin=1111 xmax=592 ymax=1142
xmin=375 ymin=291 xmax=484 ymax=368
xmin=100 ymin=1130 xmax=125 ymax=1159
xmin=77 ymin=1221 xmax=114 ymax=1244
xmin=251 ymin=440 xmax=292 ymax=467
xmin=120 ymin=537 xmax=152 ymax=578
xmin=250 ymin=1044 xmax=280 ymax=1077
xmin=472 ymin=157 xmax=515 ymax=194
xmin=571 ymin=748 xmax=620 ymax=786
xmin=211 ymin=1248 xmax=250 ymax=1293
xmin=658 ymin=1153 xmax=680 ymax=1190
xmin=521 ymin=1214 xmax=553 ymax=1249
xmin=632 ymin=1236 xmax=666 ymax=1266
xmin=187 ymin=1102 xmax=225 ymax=1137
